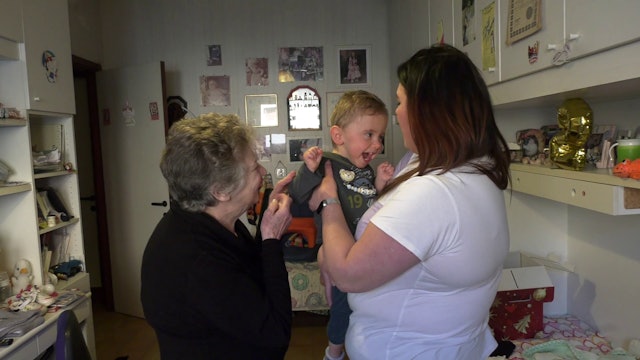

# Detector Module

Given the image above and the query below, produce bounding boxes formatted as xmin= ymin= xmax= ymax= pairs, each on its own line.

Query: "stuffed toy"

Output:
xmin=11 ymin=258 xmax=34 ymax=295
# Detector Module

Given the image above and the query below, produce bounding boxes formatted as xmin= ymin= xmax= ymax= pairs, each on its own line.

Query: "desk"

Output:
xmin=0 ymin=274 xmax=95 ymax=359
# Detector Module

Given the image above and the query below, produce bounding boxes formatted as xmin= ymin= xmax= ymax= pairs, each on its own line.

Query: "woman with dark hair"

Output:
xmin=311 ymin=44 xmax=511 ymax=359
xmin=141 ymin=113 xmax=295 ymax=359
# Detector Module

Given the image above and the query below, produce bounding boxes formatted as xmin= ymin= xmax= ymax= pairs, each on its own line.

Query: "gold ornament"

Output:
xmin=550 ymin=98 xmax=593 ymax=170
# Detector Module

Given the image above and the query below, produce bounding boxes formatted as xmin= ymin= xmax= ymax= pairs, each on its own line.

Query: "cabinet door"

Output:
xmin=22 ymin=0 xmax=75 ymax=114
xmin=429 ymin=0 xmax=456 ymax=46
xmin=500 ymin=0 xmax=564 ymax=82
xmin=0 ymin=0 xmax=23 ymax=42
xmin=565 ymin=0 xmax=640 ymax=60
xmin=454 ymin=0 xmax=501 ymax=85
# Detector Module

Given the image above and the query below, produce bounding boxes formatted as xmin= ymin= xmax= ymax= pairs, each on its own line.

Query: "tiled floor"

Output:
xmin=92 ymin=301 xmax=333 ymax=360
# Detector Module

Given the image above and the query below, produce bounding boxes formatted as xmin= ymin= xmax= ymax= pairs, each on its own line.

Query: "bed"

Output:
xmin=490 ymin=315 xmax=627 ymax=360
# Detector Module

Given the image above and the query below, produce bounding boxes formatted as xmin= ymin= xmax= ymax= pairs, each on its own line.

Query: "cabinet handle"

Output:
xmin=487 ymin=67 xmax=496 ymax=73
xmin=33 ymin=97 xmax=41 ymax=102
xmin=547 ymin=44 xmax=557 ymax=51
xmin=568 ymin=33 xmax=580 ymax=41
xmin=151 ymin=201 xmax=168 ymax=207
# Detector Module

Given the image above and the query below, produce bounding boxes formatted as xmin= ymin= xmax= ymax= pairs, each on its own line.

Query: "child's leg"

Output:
xmin=325 ymin=286 xmax=351 ymax=360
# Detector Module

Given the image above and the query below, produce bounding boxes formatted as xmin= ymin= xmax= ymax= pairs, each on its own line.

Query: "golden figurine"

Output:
xmin=549 ymin=98 xmax=593 ymax=170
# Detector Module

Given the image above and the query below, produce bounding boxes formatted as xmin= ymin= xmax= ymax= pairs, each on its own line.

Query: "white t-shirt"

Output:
xmin=347 ymin=159 xmax=509 ymax=360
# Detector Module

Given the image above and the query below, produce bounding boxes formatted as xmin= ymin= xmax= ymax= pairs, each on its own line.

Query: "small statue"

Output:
xmin=550 ymin=98 xmax=593 ymax=170
xmin=11 ymin=258 xmax=34 ymax=295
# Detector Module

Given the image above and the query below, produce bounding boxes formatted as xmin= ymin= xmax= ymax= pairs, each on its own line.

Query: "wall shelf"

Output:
xmin=509 ymin=163 xmax=640 ymax=215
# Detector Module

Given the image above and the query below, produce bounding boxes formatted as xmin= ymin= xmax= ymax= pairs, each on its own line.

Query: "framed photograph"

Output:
xmin=337 ymin=45 xmax=370 ymax=85
xmin=207 ymin=44 xmax=222 ymax=66
xmin=246 ymin=57 xmax=269 ymax=86
xmin=289 ymin=138 xmax=322 ymax=162
xmin=245 ymin=94 xmax=278 ymax=127
xmin=200 ymin=75 xmax=230 ymax=106
xmin=325 ymin=91 xmax=344 ymax=126
xmin=505 ymin=0 xmax=542 ymax=45
xmin=277 ymin=47 xmax=324 ymax=82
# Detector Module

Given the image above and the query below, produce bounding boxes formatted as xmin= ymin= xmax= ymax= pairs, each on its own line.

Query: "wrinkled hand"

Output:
xmin=260 ymin=172 xmax=295 ymax=240
xmin=302 ymin=146 xmax=323 ymax=173
xmin=308 ymin=161 xmax=338 ymax=212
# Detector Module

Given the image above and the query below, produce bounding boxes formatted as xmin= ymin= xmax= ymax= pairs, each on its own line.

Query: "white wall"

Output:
xmin=79 ymin=0 xmax=394 ymax=177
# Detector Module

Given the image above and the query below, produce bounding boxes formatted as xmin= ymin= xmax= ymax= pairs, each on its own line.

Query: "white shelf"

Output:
xmin=0 ymin=182 xmax=31 ymax=196
xmin=39 ymin=217 xmax=80 ymax=235
xmin=510 ymin=163 xmax=640 ymax=215
xmin=510 ymin=163 xmax=640 ymax=190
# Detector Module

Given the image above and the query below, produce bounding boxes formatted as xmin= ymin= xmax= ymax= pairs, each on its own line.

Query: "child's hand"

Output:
xmin=375 ymin=161 xmax=395 ymax=191
xmin=303 ymin=146 xmax=323 ymax=173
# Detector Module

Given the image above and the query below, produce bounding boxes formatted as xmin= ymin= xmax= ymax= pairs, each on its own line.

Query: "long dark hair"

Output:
xmin=381 ymin=44 xmax=510 ymax=197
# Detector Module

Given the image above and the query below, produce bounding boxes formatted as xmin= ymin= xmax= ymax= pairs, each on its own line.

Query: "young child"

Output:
xmin=288 ymin=90 xmax=394 ymax=360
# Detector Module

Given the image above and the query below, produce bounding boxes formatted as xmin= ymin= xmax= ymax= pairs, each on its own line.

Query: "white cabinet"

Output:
xmin=499 ymin=0 xmax=564 ymax=82
xmin=0 ymin=0 xmax=23 ymax=43
xmin=454 ymin=0 xmax=501 ymax=85
xmin=429 ymin=0 xmax=456 ymax=46
xmin=565 ymin=0 xmax=640 ymax=60
xmin=22 ymin=0 xmax=76 ymax=114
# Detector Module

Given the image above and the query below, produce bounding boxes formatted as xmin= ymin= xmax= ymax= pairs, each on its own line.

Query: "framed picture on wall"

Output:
xmin=289 ymin=138 xmax=323 ymax=162
xmin=245 ymin=94 xmax=278 ymax=127
xmin=325 ymin=91 xmax=344 ymax=126
xmin=337 ymin=45 xmax=370 ymax=86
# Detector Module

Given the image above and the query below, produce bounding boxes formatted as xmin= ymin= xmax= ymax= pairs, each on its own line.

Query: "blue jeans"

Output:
xmin=327 ymin=286 xmax=352 ymax=344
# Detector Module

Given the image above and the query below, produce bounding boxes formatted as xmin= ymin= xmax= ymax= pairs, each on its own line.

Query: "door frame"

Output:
xmin=72 ymin=55 xmax=114 ymax=311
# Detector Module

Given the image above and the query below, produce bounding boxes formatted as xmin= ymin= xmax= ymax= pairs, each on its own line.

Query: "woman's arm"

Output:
xmin=311 ymin=161 xmax=419 ymax=293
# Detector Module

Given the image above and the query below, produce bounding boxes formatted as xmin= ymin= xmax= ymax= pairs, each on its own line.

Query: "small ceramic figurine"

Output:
xmin=11 ymin=258 xmax=34 ymax=295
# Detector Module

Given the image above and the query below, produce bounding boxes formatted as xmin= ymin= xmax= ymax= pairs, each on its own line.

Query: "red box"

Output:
xmin=489 ymin=266 xmax=554 ymax=340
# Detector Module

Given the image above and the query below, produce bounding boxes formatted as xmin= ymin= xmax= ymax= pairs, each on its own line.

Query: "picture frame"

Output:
xmin=325 ymin=91 xmax=344 ymax=126
xmin=289 ymin=138 xmax=323 ymax=162
xmin=337 ymin=45 xmax=370 ymax=86
xmin=245 ymin=94 xmax=278 ymax=127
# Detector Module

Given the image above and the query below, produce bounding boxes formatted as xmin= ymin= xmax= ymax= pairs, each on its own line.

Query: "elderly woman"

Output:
xmin=141 ymin=113 xmax=295 ymax=359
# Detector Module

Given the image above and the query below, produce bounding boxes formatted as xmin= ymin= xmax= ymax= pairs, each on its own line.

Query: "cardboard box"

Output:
xmin=489 ymin=265 xmax=554 ymax=340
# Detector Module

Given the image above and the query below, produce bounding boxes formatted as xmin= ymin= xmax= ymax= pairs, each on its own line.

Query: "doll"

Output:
xmin=11 ymin=258 xmax=34 ymax=295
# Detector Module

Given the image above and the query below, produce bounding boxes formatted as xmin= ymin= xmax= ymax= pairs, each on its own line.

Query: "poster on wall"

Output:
xmin=277 ymin=47 xmax=324 ymax=82
xmin=462 ymin=0 xmax=476 ymax=46
xmin=200 ymin=75 xmax=230 ymax=106
xmin=505 ymin=0 xmax=542 ymax=45
xmin=481 ymin=2 xmax=497 ymax=71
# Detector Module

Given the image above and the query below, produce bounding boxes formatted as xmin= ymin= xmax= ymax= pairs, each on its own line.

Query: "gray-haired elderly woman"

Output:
xmin=141 ymin=113 xmax=295 ymax=359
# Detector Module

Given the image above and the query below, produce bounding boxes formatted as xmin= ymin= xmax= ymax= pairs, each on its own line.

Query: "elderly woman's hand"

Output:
xmin=260 ymin=171 xmax=295 ymax=241
xmin=309 ymin=161 xmax=338 ymax=212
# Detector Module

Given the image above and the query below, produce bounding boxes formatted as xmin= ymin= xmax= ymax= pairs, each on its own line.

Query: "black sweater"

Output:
xmin=141 ymin=206 xmax=292 ymax=359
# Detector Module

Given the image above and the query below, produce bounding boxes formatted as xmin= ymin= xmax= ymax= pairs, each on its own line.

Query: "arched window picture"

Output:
xmin=287 ymin=85 xmax=321 ymax=130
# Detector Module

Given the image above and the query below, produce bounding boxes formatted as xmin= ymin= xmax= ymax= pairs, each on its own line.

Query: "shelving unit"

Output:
xmin=0 ymin=0 xmax=95 ymax=358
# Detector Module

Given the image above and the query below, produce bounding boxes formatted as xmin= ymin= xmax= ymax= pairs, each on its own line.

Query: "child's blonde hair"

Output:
xmin=329 ymin=90 xmax=388 ymax=146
